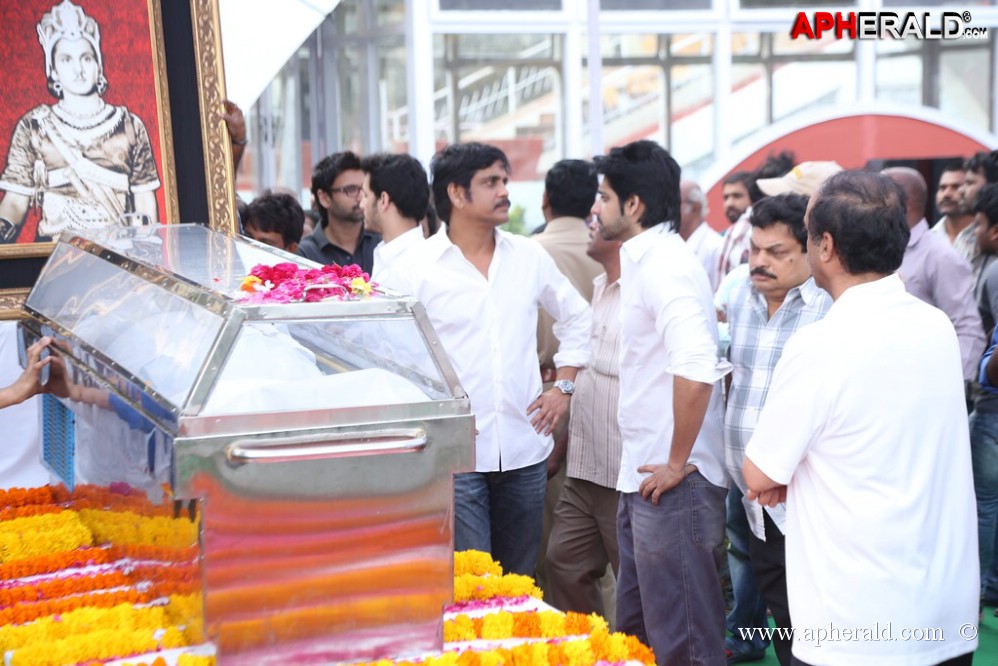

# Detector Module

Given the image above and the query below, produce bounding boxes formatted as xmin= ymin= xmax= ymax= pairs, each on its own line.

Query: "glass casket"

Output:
xmin=17 ymin=224 xmax=475 ymax=665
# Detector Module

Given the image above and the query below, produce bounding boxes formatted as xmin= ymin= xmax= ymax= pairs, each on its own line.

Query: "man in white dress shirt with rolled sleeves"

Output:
xmin=383 ymin=142 xmax=590 ymax=576
xmin=592 ymin=140 xmax=731 ymax=666
xmin=744 ymin=170 xmax=978 ymax=666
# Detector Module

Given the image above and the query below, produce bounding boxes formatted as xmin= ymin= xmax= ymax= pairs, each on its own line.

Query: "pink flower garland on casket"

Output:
xmin=239 ymin=262 xmax=375 ymax=303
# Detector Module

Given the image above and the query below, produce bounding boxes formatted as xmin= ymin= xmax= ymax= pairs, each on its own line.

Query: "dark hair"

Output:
xmin=243 ymin=192 xmax=305 ymax=247
xmin=749 ymin=193 xmax=809 ymax=252
xmin=755 ymin=151 xmax=796 ymax=181
xmin=965 ymin=152 xmax=998 ymax=183
xmin=940 ymin=159 xmax=966 ymax=176
xmin=592 ymin=140 xmax=681 ymax=231
xmin=808 ymin=170 xmax=909 ymax=275
xmin=361 ymin=153 xmax=430 ymax=222
xmin=311 ymin=151 xmax=362 ymax=220
xmin=545 ymin=159 xmax=597 ymax=219
xmin=974 ymin=184 xmax=998 ymax=229
xmin=723 ymin=171 xmax=763 ymax=204
xmin=424 ymin=199 xmax=439 ymax=236
xmin=430 ymin=143 xmax=510 ymax=224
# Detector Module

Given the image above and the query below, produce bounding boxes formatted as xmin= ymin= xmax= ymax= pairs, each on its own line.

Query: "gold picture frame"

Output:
xmin=0 ymin=0 xmax=235 ymax=320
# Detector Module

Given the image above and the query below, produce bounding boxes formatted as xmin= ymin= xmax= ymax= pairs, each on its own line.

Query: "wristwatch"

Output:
xmin=553 ymin=379 xmax=575 ymax=396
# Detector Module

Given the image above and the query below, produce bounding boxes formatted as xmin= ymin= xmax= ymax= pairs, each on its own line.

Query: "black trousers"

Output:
xmin=748 ymin=511 xmax=793 ymax=666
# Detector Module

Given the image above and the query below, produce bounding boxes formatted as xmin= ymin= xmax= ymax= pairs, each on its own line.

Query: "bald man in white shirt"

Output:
xmin=744 ymin=171 xmax=978 ymax=666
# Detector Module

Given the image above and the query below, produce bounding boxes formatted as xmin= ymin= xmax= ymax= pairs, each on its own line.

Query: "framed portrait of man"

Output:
xmin=0 ymin=0 xmax=235 ymax=317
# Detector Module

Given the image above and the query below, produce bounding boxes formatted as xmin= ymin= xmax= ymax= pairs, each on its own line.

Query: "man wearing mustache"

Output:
xmin=382 ymin=142 xmax=591 ymax=577
xmin=933 ymin=162 xmax=973 ymax=249
xmin=298 ymin=151 xmax=381 ymax=275
xmin=723 ymin=191 xmax=832 ymax=666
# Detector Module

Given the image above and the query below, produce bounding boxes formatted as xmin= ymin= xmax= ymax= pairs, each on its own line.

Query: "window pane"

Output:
xmin=741 ymin=0 xmax=853 ymax=7
xmin=601 ymin=0 xmax=711 ymax=9
xmin=772 ymin=30 xmax=854 ymax=56
xmin=772 ymin=60 xmax=856 ymax=122
xmin=875 ymin=54 xmax=922 ymax=106
xmin=374 ymin=0 xmax=405 ymax=27
xmin=440 ymin=0 xmax=561 ymax=9
xmin=671 ymin=63 xmax=714 ymax=177
xmin=434 ymin=33 xmax=561 ymax=231
xmin=940 ymin=45 xmax=991 ymax=132
xmin=377 ymin=36 xmax=410 ymax=152
xmin=455 ymin=34 xmax=555 ymax=60
xmin=730 ymin=64 xmax=768 ymax=145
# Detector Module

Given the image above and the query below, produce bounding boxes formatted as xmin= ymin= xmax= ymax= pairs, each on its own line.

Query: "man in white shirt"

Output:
xmin=592 ymin=140 xmax=731 ymax=666
xmin=680 ymin=180 xmax=724 ymax=293
xmin=744 ymin=170 xmax=978 ymax=666
xmin=384 ymin=142 xmax=591 ymax=576
xmin=360 ymin=153 xmax=429 ymax=281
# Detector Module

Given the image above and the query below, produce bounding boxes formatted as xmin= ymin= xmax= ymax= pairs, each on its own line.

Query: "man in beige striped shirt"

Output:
xmin=544 ymin=218 xmax=623 ymax=620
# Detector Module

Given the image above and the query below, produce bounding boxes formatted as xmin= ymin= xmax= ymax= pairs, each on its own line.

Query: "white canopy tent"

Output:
xmin=219 ymin=0 xmax=341 ymax=112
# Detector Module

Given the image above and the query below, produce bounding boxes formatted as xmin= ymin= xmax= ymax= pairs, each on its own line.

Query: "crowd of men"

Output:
xmin=226 ymin=144 xmax=997 ymax=666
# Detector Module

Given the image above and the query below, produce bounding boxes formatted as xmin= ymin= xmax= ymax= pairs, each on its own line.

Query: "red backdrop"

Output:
xmin=705 ymin=113 xmax=992 ymax=231
xmin=0 ymin=0 xmax=166 ymax=242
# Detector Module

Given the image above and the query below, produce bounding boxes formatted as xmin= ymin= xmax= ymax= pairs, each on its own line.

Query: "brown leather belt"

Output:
xmin=540 ymin=366 xmax=557 ymax=383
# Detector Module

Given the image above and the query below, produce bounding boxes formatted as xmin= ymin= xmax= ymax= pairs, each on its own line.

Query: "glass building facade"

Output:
xmin=228 ymin=0 xmax=998 ymax=229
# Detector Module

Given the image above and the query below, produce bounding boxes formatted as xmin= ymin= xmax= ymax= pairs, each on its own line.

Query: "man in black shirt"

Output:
xmin=297 ymin=151 xmax=381 ymax=274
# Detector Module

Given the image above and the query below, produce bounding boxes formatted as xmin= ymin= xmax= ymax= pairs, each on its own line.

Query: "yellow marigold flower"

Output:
xmin=561 ymin=637 xmax=595 ymax=666
xmin=240 ymin=275 xmax=263 ymax=292
xmin=77 ymin=509 xmax=197 ymax=549
xmin=0 ymin=511 xmax=92 ymax=564
xmin=443 ymin=615 xmax=476 ymax=642
xmin=454 ymin=550 xmax=503 ymax=577
xmin=350 ymin=276 xmax=373 ymax=296
xmin=177 ymin=656 xmax=216 ymax=666
xmin=537 ymin=610 xmax=565 ymax=638
xmin=624 ymin=633 xmax=657 ymax=664
xmin=480 ymin=611 xmax=514 ymax=640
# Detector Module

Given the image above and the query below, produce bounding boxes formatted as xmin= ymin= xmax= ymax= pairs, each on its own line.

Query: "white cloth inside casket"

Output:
xmin=202 ymin=323 xmax=433 ymax=415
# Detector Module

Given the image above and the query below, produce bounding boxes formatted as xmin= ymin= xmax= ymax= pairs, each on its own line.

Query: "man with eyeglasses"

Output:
xmin=298 ymin=151 xmax=382 ymax=274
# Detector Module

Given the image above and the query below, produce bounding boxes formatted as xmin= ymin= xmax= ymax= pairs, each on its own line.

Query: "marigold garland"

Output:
xmin=0 ymin=482 xmax=656 ymax=666
xmin=453 ymin=550 xmax=503 ymax=577
xmin=0 ymin=511 xmax=93 ymax=564
xmin=77 ymin=509 xmax=198 ymax=549
xmin=453 ymin=572 xmax=543 ymax=602
xmin=443 ymin=610 xmax=606 ymax=643
xmin=0 ymin=544 xmax=198 ymax=582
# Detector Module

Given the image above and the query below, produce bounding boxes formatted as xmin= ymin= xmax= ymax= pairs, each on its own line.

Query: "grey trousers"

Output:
xmin=616 ymin=473 xmax=727 ymax=666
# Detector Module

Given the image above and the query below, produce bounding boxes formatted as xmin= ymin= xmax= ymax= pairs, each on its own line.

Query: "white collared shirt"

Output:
xmin=371 ymin=225 xmax=424 ymax=282
xmin=616 ymin=223 xmax=732 ymax=493
xmin=746 ymin=274 xmax=978 ymax=665
xmin=685 ymin=221 xmax=725 ymax=292
xmin=385 ymin=225 xmax=591 ymax=472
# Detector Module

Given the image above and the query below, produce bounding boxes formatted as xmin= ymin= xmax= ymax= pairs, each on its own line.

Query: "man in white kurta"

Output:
xmin=744 ymin=170 xmax=978 ymax=666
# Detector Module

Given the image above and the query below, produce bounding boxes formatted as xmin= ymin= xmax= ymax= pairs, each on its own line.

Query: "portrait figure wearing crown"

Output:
xmin=0 ymin=0 xmax=162 ymax=243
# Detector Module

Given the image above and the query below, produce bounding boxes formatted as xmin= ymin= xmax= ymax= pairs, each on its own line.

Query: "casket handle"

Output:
xmin=225 ymin=428 xmax=428 ymax=464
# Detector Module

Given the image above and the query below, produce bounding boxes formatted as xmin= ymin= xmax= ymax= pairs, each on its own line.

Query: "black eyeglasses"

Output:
xmin=329 ymin=184 xmax=363 ymax=197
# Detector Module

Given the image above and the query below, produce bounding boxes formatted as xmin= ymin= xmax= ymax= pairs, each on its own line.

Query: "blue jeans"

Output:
xmin=454 ymin=459 xmax=547 ymax=576
xmin=616 ymin=472 xmax=727 ymax=666
xmin=726 ymin=487 xmax=770 ymax=656
xmin=971 ymin=410 xmax=998 ymax=600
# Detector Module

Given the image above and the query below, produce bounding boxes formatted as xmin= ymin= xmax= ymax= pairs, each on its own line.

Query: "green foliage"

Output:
xmin=504 ymin=204 xmax=528 ymax=236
